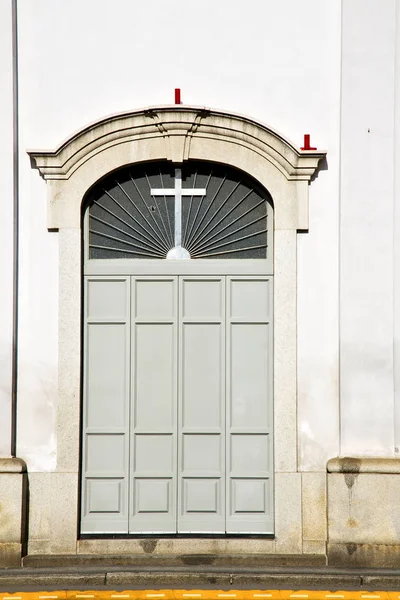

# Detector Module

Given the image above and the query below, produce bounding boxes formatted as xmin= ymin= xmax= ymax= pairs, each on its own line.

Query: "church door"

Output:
xmin=80 ymin=161 xmax=274 ymax=535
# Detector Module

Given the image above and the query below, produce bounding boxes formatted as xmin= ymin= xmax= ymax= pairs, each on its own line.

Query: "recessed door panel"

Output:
xmin=182 ymin=279 xmax=223 ymax=319
xmin=134 ymin=324 xmax=175 ymax=430
xmin=87 ymin=279 xmax=128 ymax=321
xmin=226 ymin=277 xmax=274 ymax=533
xmin=86 ymin=323 xmax=128 ymax=430
xmin=178 ymin=277 xmax=225 ymax=533
xmin=135 ymin=279 xmax=176 ymax=319
xmin=81 ymin=277 xmax=130 ymax=534
xmin=129 ymin=277 xmax=178 ymax=533
xmin=181 ymin=324 xmax=223 ymax=430
xmin=230 ymin=324 xmax=270 ymax=430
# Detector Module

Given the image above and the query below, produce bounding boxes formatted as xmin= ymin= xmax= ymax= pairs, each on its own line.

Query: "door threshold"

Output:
xmin=80 ymin=533 xmax=275 ymax=539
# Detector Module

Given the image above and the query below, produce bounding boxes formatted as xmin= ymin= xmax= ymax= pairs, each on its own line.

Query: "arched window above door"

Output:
xmin=85 ymin=161 xmax=273 ymax=260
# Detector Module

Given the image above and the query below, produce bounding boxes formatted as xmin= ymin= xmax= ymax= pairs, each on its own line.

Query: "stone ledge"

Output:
xmin=0 ymin=457 xmax=26 ymax=473
xmin=327 ymin=457 xmax=400 ymax=474
xmin=23 ymin=553 xmax=327 ymax=568
xmin=0 ymin=572 xmax=105 ymax=589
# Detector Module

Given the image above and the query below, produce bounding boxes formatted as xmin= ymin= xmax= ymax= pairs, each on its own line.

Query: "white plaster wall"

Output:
xmin=340 ymin=0 xmax=396 ymax=456
xmin=0 ymin=0 xmax=14 ymax=457
xmin=394 ymin=0 xmax=400 ymax=456
xmin=297 ymin=3 xmax=341 ymax=471
xmin=16 ymin=6 xmax=59 ymax=471
xmin=16 ymin=0 xmax=341 ymax=471
xmin=18 ymin=0 xmax=341 ymax=149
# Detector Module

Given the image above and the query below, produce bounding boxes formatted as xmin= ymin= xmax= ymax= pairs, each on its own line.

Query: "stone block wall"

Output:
xmin=327 ymin=458 xmax=400 ymax=566
xmin=0 ymin=458 xmax=26 ymax=566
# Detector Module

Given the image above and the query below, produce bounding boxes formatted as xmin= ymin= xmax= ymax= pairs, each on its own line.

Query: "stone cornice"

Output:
xmin=0 ymin=457 xmax=27 ymax=473
xmin=28 ymin=106 xmax=326 ymax=182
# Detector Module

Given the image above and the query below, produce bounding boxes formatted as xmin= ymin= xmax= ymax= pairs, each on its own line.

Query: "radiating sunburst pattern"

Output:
xmin=87 ymin=161 xmax=270 ymax=259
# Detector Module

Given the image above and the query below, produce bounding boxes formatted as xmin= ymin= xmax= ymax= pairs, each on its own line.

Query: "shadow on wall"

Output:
xmin=310 ymin=155 xmax=328 ymax=183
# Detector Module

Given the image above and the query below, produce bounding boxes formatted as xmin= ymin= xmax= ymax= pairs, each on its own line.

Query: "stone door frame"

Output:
xmin=28 ymin=106 xmax=325 ymax=555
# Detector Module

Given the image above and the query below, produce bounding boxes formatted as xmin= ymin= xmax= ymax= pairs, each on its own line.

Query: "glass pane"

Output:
xmin=86 ymin=161 xmax=270 ymax=260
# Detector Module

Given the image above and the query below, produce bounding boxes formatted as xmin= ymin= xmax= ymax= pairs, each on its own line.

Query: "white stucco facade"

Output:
xmin=1 ymin=0 xmax=399 ymax=567
xmin=0 ymin=0 xmax=14 ymax=458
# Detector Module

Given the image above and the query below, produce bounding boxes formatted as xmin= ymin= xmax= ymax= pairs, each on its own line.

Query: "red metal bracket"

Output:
xmin=301 ymin=134 xmax=317 ymax=150
xmin=175 ymin=88 xmax=181 ymax=104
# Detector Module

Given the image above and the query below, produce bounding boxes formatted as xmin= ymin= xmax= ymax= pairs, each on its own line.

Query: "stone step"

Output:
xmin=22 ymin=554 xmax=327 ymax=569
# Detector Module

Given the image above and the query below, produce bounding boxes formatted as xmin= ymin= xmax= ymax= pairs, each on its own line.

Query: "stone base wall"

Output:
xmin=327 ymin=457 xmax=400 ymax=566
xmin=3 ymin=456 xmax=400 ymax=567
xmin=25 ymin=471 xmax=328 ymax=558
xmin=0 ymin=458 xmax=26 ymax=566
xmin=328 ymin=543 xmax=400 ymax=568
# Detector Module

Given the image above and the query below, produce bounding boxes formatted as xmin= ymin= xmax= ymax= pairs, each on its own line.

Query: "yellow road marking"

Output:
xmin=0 ymin=591 xmax=398 ymax=600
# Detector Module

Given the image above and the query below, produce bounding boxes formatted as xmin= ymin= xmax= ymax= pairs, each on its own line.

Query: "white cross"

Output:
xmin=150 ymin=168 xmax=206 ymax=259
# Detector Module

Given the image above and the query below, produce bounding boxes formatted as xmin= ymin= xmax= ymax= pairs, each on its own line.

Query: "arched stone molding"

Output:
xmin=29 ymin=106 xmax=325 ymax=231
xmin=27 ymin=107 xmax=326 ymax=556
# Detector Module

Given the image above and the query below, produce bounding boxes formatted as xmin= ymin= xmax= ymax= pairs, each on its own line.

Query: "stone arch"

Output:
xmin=29 ymin=106 xmax=324 ymax=231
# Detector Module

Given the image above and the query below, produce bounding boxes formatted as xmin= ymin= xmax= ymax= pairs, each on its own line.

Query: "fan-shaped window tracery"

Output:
xmin=86 ymin=161 xmax=272 ymax=260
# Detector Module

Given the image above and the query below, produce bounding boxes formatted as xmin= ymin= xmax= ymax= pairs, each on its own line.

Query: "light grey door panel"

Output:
xmin=81 ymin=277 xmax=131 ymax=534
xmin=129 ymin=277 xmax=178 ymax=533
xmin=82 ymin=273 xmax=274 ymax=535
xmin=226 ymin=277 xmax=274 ymax=533
xmin=178 ymin=277 xmax=226 ymax=533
